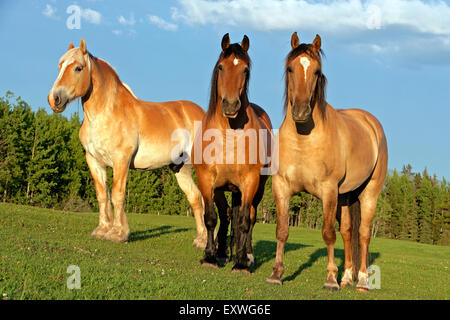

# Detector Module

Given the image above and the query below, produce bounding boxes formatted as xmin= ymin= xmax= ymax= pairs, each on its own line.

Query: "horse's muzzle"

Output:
xmin=292 ymin=102 xmax=311 ymax=123
xmin=222 ymin=98 xmax=241 ymax=118
xmin=49 ymin=87 xmax=69 ymax=113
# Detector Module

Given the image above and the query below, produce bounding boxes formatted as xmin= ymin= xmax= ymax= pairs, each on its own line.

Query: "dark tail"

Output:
xmin=349 ymin=200 xmax=369 ymax=281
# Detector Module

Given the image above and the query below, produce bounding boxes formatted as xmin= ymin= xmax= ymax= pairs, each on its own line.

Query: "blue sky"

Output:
xmin=0 ymin=0 xmax=449 ymax=179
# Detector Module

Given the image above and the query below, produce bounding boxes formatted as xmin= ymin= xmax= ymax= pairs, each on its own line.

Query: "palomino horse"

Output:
xmin=266 ymin=33 xmax=388 ymax=291
xmin=192 ymin=34 xmax=273 ymax=273
xmin=47 ymin=39 xmax=207 ymax=249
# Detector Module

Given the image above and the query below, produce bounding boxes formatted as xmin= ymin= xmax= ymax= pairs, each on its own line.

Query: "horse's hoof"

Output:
xmin=323 ymin=281 xmax=340 ymax=291
xmin=356 ymin=286 xmax=369 ymax=292
xmin=265 ymin=276 xmax=282 ymax=286
xmin=90 ymin=226 xmax=110 ymax=240
xmin=103 ymin=229 xmax=129 ymax=243
xmin=201 ymin=259 xmax=219 ymax=269
xmin=231 ymin=267 xmax=251 ymax=275
xmin=231 ymin=264 xmax=251 ymax=274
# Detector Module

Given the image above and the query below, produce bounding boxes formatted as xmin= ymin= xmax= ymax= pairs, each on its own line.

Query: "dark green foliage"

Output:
xmin=0 ymin=92 xmax=449 ymax=245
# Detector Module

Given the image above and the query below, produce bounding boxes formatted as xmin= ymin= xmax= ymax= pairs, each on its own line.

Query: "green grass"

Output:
xmin=0 ymin=202 xmax=449 ymax=300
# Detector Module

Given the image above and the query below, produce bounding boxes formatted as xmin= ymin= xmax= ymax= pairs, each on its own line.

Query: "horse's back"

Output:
xmin=336 ymin=108 xmax=386 ymax=149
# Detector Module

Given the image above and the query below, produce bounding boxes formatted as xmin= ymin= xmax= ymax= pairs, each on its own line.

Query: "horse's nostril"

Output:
xmin=54 ymin=95 xmax=60 ymax=105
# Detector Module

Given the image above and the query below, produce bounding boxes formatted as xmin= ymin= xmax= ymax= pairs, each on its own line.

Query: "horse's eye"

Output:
xmin=244 ymin=67 xmax=249 ymax=74
xmin=218 ymin=64 xmax=223 ymax=71
xmin=75 ymin=66 xmax=83 ymax=72
xmin=287 ymin=66 xmax=293 ymax=73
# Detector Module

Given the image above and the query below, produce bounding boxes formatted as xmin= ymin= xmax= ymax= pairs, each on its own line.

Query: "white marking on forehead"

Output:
xmin=52 ymin=48 xmax=91 ymax=89
xmin=233 ymin=58 xmax=239 ymax=66
xmin=299 ymin=56 xmax=310 ymax=81
xmin=55 ymin=57 xmax=75 ymax=84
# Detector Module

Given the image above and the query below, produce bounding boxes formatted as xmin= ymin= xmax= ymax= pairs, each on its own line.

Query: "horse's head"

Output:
xmin=48 ymin=39 xmax=91 ymax=113
xmin=285 ymin=32 xmax=326 ymax=123
xmin=212 ymin=33 xmax=251 ymax=119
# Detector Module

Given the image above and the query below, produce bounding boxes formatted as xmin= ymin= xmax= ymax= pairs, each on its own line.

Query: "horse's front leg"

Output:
xmin=214 ymin=190 xmax=230 ymax=264
xmin=266 ymin=174 xmax=291 ymax=285
xmin=174 ymin=164 xmax=207 ymax=250
xmin=197 ymin=172 xmax=219 ymax=268
xmin=86 ymin=154 xmax=113 ymax=239
xmin=232 ymin=175 xmax=260 ymax=274
xmin=321 ymin=186 xmax=339 ymax=291
xmin=103 ymin=157 xmax=131 ymax=243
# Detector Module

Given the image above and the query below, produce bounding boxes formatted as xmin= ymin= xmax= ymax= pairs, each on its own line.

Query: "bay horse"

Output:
xmin=265 ymin=33 xmax=388 ymax=291
xmin=192 ymin=34 xmax=273 ymax=273
xmin=47 ymin=39 xmax=207 ymax=249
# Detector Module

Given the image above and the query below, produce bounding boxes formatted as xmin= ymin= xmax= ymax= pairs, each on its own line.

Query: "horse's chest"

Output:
xmin=278 ymin=139 xmax=334 ymax=192
xmin=79 ymin=123 xmax=113 ymax=167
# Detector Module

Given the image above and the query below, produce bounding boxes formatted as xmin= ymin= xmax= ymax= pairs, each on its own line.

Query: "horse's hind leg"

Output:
xmin=103 ymin=157 xmax=131 ymax=243
xmin=174 ymin=164 xmax=207 ymax=250
xmin=86 ymin=154 xmax=113 ymax=239
xmin=214 ymin=190 xmax=230 ymax=263
xmin=355 ymin=182 xmax=383 ymax=291
xmin=355 ymin=145 xmax=387 ymax=292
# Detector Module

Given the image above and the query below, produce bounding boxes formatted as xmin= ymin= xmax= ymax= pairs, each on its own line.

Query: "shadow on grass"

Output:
xmin=128 ymin=225 xmax=193 ymax=242
xmin=252 ymin=240 xmax=312 ymax=271
xmin=283 ymin=247 xmax=380 ymax=282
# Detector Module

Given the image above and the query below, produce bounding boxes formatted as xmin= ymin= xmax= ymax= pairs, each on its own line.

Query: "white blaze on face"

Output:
xmin=299 ymin=56 xmax=310 ymax=81
xmin=233 ymin=58 xmax=239 ymax=66
xmin=55 ymin=57 xmax=75 ymax=86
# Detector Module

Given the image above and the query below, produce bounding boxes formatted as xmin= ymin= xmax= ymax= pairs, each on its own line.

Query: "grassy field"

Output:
xmin=0 ymin=202 xmax=449 ymax=300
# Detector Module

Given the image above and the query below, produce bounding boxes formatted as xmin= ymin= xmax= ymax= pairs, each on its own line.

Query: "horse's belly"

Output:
xmin=132 ymin=142 xmax=174 ymax=170
xmin=338 ymin=151 xmax=378 ymax=194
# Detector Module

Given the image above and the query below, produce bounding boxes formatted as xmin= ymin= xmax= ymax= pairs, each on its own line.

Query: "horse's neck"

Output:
xmin=82 ymin=58 xmax=120 ymax=122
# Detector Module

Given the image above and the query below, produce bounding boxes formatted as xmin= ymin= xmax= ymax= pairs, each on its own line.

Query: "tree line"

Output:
xmin=1 ymin=92 xmax=448 ymax=245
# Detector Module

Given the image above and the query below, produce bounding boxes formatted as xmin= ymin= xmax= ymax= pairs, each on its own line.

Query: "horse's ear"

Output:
xmin=68 ymin=43 xmax=74 ymax=51
xmin=291 ymin=32 xmax=299 ymax=50
xmin=312 ymin=34 xmax=321 ymax=53
xmin=80 ymin=38 xmax=87 ymax=54
xmin=221 ymin=33 xmax=230 ymax=52
xmin=241 ymin=35 xmax=249 ymax=52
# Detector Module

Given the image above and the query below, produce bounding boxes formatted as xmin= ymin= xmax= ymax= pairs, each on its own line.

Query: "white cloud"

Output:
xmin=148 ymin=15 xmax=178 ymax=31
xmin=171 ymin=0 xmax=450 ymax=35
xmin=112 ymin=30 xmax=123 ymax=36
xmin=170 ymin=0 xmax=450 ymax=65
xmin=119 ymin=14 xmax=136 ymax=26
xmin=82 ymin=8 xmax=102 ymax=24
xmin=42 ymin=4 xmax=57 ymax=19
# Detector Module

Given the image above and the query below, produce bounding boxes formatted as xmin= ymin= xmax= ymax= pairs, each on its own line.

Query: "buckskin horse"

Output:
xmin=192 ymin=34 xmax=273 ymax=273
xmin=47 ymin=39 xmax=207 ymax=249
xmin=265 ymin=33 xmax=388 ymax=291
